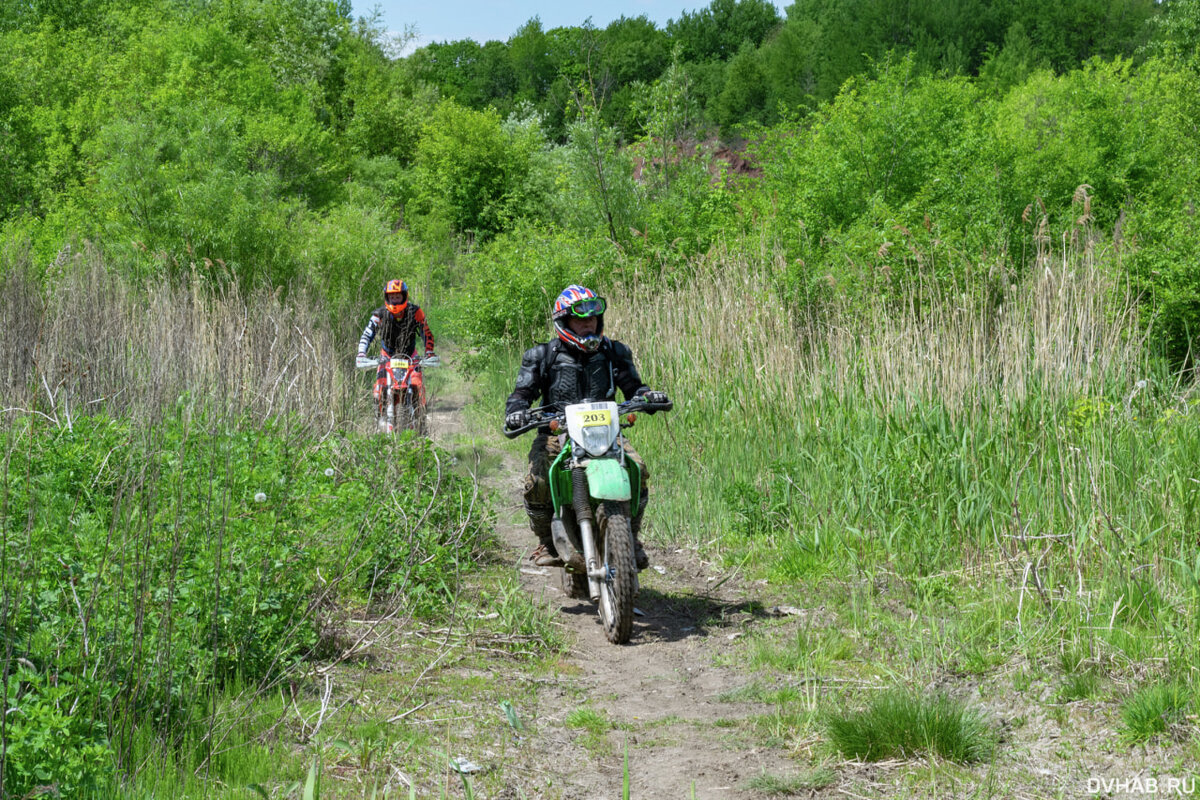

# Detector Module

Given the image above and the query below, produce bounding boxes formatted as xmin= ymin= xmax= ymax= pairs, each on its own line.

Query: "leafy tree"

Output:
xmin=597 ymin=16 xmax=671 ymax=138
xmin=208 ymin=0 xmax=351 ymax=91
xmin=667 ymin=0 xmax=782 ymax=62
xmin=1145 ymin=0 xmax=1200 ymax=62
xmin=509 ymin=17 xmax=555 ymax=102
xmin=563 ymin=100 xmax=640 ymax=246
xmin=601 ymin=16 xmax=669 ymax=86
xmin=341 ymin=31 xmax=435 ymax=163
xmin=716 ymin=40 xmax=769 ymax=129
xmin=978 ymin=21 xmax=1046 ymax=95
xmin=635 ymin=54 xmax=699 ymax=188
xmin=410 ymin=99 xmax=543 ymax=240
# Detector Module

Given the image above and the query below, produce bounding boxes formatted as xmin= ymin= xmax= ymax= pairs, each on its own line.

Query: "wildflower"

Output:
xmin=324 ymin=468 xmax=335 ymax=477
xmin=254 ymin=492 xmax=267 ymax=503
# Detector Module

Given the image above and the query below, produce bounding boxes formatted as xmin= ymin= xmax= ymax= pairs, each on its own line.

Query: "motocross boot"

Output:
xmin=632 ymin=538 xmax=650 ymax=571
xmin=631 ymin=498 xmax=650 ymax=571
xmin=528 ymin=508 xmax=564 ymax=567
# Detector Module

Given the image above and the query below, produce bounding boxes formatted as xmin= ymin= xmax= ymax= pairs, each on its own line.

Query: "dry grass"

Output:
xmin=607 ymin=236 xmax=1147 ymax=416
xmin=1 ymin=243 xmax=360 ymax=434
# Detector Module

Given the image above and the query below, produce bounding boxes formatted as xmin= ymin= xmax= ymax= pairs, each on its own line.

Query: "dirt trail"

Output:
xmin=425 ymin=384 xmax=803 ymax=799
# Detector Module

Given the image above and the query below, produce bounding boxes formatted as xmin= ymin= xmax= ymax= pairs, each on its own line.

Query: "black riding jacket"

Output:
xmin=505 ymin=337 xmax=648 ymax=417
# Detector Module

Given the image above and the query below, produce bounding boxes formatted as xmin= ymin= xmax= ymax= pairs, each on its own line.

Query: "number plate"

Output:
xmin=579 ymin=409 xmax=611 ymax=427
xmin=390 ymin=358 xmax=410 ymax=370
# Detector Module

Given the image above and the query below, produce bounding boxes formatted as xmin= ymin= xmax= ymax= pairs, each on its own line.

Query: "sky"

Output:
xmin=351 ymin=1 xmax=788 ymax=51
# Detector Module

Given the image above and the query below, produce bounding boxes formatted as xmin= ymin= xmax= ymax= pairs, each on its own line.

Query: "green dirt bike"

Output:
xmin=505 ymin=397 xmax=672 ymax=644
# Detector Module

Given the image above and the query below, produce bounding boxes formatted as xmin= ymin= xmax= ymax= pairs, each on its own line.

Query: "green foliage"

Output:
xmin=1119 ymin=681 xmax=1192 ymax=743
xmin=716 ymin=41 xmax=769 ymax=130
xmin=447 ymin=222 xmax=617 ymax=353
xmin=1145 ymin=0 xmax=1200 ymax=63
xmin=767 ymin=0 xmax=1157 ymax=108
xmin=410 ymin=99 xmax=545 ymax=241
xmin=977 ymin=21 xmax=1047 ymax=95
xmin=561 ymin=107 xmax=641 ymax=246
xmin=665 ymin=0 xmax=782 ymax=63
xmin=1 ymin=412 xmax=489 ymax=792
xmin=752 ymin=54 xmax=992 ymax=299
xmin=3 ymin=669 xmax=112 ymax=798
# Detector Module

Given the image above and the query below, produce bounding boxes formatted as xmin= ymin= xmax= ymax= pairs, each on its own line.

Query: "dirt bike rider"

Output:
xmin=504 ymin=285 xmax=669 ymax=571
xmin=357 ymin=280 xmax=437 ymax=400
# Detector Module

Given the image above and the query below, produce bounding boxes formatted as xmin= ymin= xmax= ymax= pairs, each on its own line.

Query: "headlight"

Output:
xmin=580 ymin=424 xmax=616 ymax=456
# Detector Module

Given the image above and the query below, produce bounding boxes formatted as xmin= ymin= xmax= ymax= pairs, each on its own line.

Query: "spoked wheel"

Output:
xmin=401 ymin=391 xmax=428 ymax=436
xmin=375 ymin=398 xmax=388 ymax=433
xmin=595 ymin=501 xmax=636 ymax=644
xmin=412 ymin=399 xmax=428 ymax=436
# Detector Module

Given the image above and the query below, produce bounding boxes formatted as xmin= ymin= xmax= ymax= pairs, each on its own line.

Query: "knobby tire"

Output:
xmin=597 ymin=501 xmax=636 ymax=644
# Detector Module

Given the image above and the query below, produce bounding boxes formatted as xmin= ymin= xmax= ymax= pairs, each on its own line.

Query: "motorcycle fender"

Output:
xmin=585 ymin=458 xmax=631 ymax=501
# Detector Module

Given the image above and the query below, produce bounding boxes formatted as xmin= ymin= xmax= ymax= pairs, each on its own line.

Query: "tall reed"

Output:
xmin=607 ymin=235 xmax=1145 ymax=422
xmin=1 ymin=243 xmax=363 ymax=435
xmin=0 ymin=246 xmax=481 ymax=796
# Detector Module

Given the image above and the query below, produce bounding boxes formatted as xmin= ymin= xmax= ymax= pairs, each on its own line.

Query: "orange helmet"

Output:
xmin=384 ymin=279 xmax=408 ymax=315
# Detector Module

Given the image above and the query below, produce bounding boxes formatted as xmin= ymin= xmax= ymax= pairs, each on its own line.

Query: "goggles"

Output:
xmin=567 ymin=297 xmax=606 ymax=318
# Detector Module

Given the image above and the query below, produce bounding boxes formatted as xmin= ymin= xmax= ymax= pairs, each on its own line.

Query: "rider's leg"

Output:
xmin=622 ymin=440 xmax=652 ymax=570
xmin=524 ymin=432 xmax=564 ymax=567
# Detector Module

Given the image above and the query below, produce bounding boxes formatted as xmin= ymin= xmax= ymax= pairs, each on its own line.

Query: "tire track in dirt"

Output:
xmin=427 ymin=380 xmax=802 ymax=799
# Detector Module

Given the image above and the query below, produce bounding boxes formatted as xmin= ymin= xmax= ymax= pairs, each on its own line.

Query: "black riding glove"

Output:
xmin=505 ymin=409 xmax=531 ymax=431
xmin=640 ymin=389 xmax=669 ymax=405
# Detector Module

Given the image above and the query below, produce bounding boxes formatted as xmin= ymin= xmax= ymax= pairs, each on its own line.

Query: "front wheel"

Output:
xmin=401 ymin=390 xmax=428 ymax=436
xmin=596 ymin=501 xmax=636 ymax=644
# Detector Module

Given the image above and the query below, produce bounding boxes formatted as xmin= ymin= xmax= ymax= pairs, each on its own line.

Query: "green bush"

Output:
xmin=409 ymin=99 xmax=546 ymax=241
xmin=2 ymin=412 xmax=490 ymax=791
xmin=446 ymin=222 xmax=622 ymax=355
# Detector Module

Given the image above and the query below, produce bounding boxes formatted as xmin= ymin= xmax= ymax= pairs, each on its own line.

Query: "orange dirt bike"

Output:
xmin=356 ymin=352 xmax=441 ymax=435
xmin=504 ymin=396 xmax=672 ymax=644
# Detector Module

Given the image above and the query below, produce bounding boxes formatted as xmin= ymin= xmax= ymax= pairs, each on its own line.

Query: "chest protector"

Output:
xmin=379 ymin=306 xmax=418 ymax=356
xmin=545 ymin=341 xmax=615 ymax=408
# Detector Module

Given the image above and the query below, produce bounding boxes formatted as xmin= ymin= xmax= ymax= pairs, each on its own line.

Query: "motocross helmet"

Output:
xmin=384 ymin=279 xmax=408 ymax=316
xmin=552 ymin=284 xmax=606 ymax=353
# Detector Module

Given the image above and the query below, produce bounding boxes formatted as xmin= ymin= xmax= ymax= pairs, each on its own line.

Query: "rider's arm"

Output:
xmin=609 ymin=340 xmax=649 ymax=400
xmin=505 ymin=344 xmax=546 ymax=415
xmin=357 ymin=312 xmax=381 ymax=356
xmin=413 ymin=306 xmax=435 ymax=354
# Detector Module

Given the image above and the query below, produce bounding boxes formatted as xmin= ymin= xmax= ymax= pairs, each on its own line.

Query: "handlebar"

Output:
xmin=356 ymin=355 xmax=443 ymax=370
xmin=503 ymin=398 xmax=673 ymax=439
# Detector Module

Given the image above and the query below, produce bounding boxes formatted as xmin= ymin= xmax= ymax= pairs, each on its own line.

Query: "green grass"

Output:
xmin=743 ymin=626 xmax=857 ymax=673
xmin=1056 ymin=643 xmax=1105 ymax=702
xmin=748 ymin=768 xmax=837 ymax=795
xmin=565 ymin=707 xmax=614 ymax=754
xmin=1119 ymin=682 xmax=1192 ymax=744
xmin=824 ymin=690 xmax=996 ymax=763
